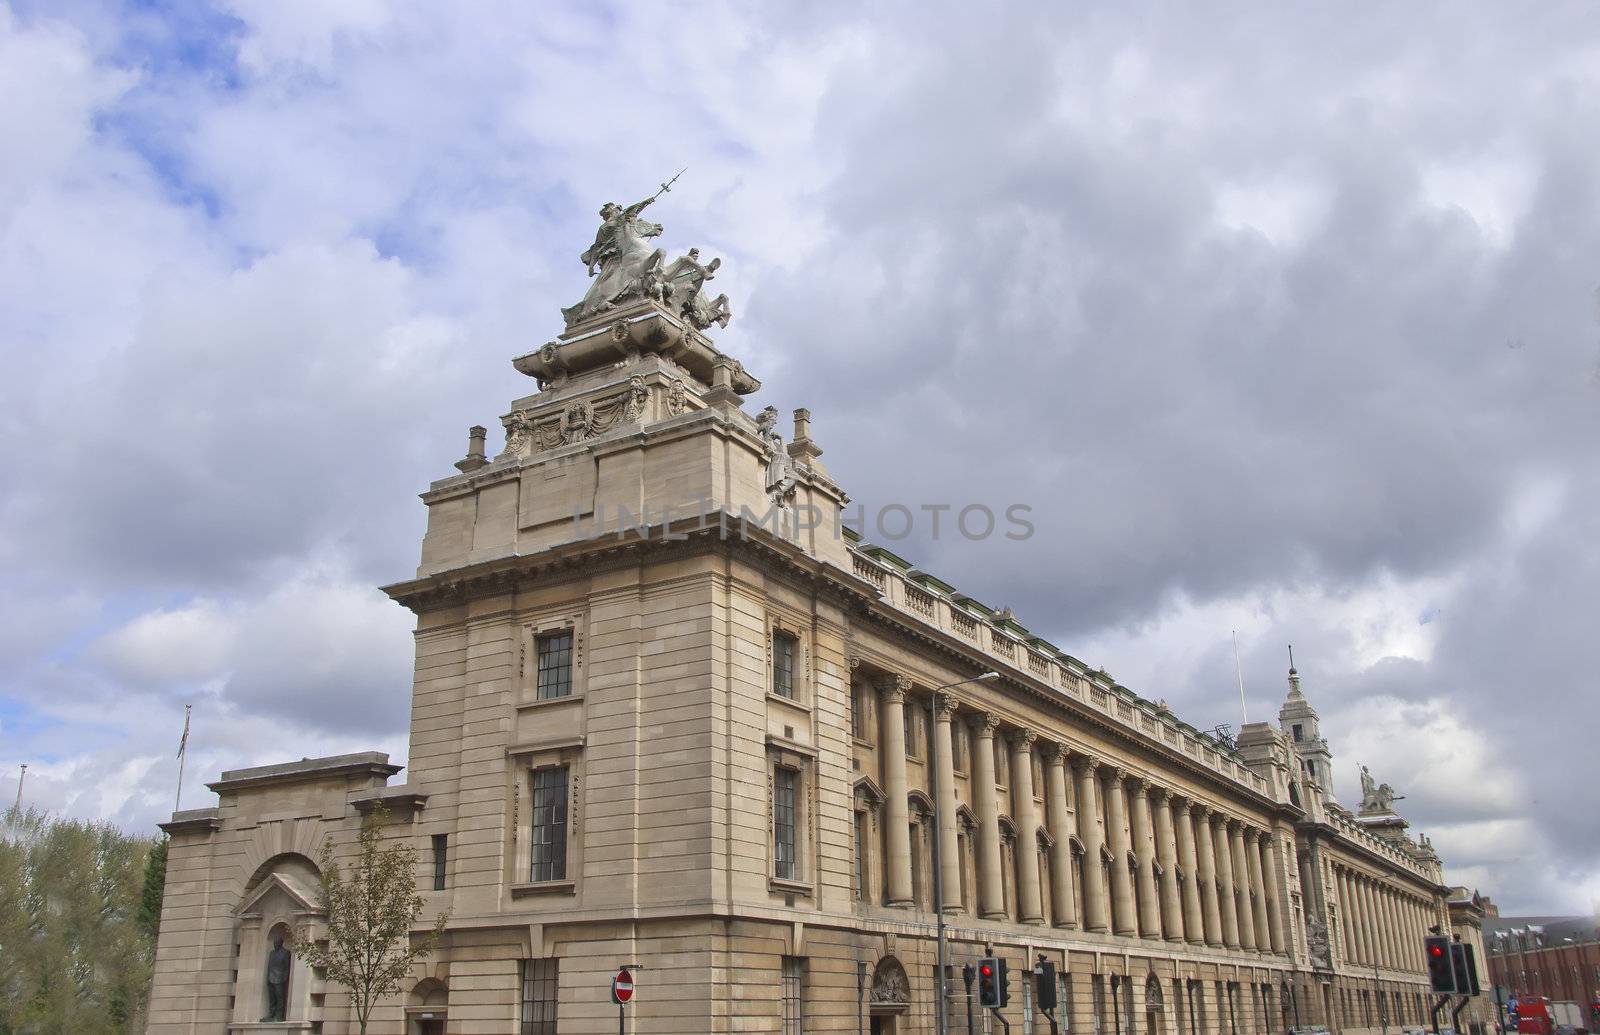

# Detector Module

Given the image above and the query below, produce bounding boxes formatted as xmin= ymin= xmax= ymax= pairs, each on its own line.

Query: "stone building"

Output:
xmin=148 ymin=204 xmax=1476 ymax=1034
xmin=1484 ymin=915 xmax=1600 ymax=1020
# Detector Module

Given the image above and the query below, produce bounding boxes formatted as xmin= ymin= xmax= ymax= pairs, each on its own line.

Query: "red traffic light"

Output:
xmin=1429 ymin=946 xmax=1444 ymax=958
xmin=980 ymin=965 xmax=993 ymax=976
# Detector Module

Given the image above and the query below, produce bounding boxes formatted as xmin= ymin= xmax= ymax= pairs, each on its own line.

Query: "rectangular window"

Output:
xmin=904 ymin=707 xmax=918 ymax=758
xmin=774 ymin=766 xmax=798 ymax=879
xmin=772 ymin=632 xmax=797 ymax=699
xmin=910 ymin=823 xmax=924 ymax=907
xmin=530 ymin=766 xmax=569 ymax=882
xmin=850 ymin=684 xmax=862 ymax=738
xmin=781 ymin=956 xmax=804 ymax=1035
xmin=520 ymin=958 xmax=558 ymax=1035
xmin=853 ymin=810 xmax=869 ymax=901
xmin=431 ymin=834 xmax=448 ymax=891
xmin=952 ymin=725 xmax=965 ymax=771
xmin=536 ymin=631 xmax=574 ymax=700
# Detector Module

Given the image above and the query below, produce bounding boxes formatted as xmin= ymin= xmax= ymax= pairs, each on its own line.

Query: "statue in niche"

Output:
xmin=756 ymin=406 xmax=798 ymax=504
xmin=262 ymin=934 xmax=292 ymax=1022
xmin=560 ymin=182 xmax=734 ymax=331
xmin=1305 ymin=916 xmax=1332 ymax=970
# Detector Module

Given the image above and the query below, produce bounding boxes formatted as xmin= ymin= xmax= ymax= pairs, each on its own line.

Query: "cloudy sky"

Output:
xmin=2 ymin=2 xmax=1597 ymax=914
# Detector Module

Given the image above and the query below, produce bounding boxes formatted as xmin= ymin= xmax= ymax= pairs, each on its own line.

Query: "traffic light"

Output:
xmin=1425 ymin=935 xmax=1457 ymax=994
xmin=1450 ymin=942 xmax=1477 ymax=997
xmin=1462 ymin=944 xmax=1482 ymax=997
xmin=977 ymin=957 xmax=1001 ymax=1009
xmin=1034 ymin=958 xmax=1058 ymax=1012
xmin=997 ymin=957 xmax=1010 ymax=1008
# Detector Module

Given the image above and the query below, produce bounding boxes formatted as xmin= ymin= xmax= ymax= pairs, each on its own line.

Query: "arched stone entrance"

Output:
xmin=868 ymin=955 xmax=911 ymax=1035
xmin=230 ymin=853 xmax=324 ymax=1031
xmin=407 ymin=978 xmax=449 ymax=1035
xmin=1144 ymin=974 xmax=1166 ymax=1035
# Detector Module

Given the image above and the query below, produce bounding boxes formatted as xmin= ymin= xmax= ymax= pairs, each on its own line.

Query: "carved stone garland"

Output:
xmin=496 ymin=377 xmax=654 ymax=461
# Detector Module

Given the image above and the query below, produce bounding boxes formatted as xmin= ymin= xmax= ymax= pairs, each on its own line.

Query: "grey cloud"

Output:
xmin=0 ymin=0 xmax=1595 ymax=908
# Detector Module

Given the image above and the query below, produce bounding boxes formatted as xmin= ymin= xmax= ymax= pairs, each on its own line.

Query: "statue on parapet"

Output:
xmin=560 ymin=172 xmax=734 ymax=332
xmin=1358 ymin=764 xmax=1404 ymax=813
xmin=756 ymin=406 xmax=798 ymax=504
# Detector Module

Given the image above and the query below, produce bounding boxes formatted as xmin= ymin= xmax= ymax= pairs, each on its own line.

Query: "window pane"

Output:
xmin=782 ymin=957 xmax=804 ymax=1035
xmin=521 ymin=958 xmax=559 ymax=1035
xmin=431 ymin=834 xmax=447 ymax=891
xmin=536 ymin=632 xmax=573 ymax=700
xmin=853 ymin=810 xmax=868 ymax=901
xmin=531 ymin=767 xmax=569 ymax=882
xmin=774 ymin=767 xmax=797 ymax=880
xmin=773 ymin=633 xmax=795 ymax=698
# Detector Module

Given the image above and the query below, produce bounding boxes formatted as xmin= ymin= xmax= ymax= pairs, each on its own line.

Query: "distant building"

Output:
xmin=147 ymin=205 xmax=1493 ymax=1034
xmin=1484 ymin=915 xmax=1600 ymax=1015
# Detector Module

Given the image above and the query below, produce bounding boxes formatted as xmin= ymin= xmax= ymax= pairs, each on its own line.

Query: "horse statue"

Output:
xmin=560 ymin=187 xmax=733 ymax=331
xmin=561 ymin=197 xmax=666 ymax=328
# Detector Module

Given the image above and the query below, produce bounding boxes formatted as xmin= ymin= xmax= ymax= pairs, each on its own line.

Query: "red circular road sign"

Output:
xmin=612 ymin=968 xmax=635 ymax=1005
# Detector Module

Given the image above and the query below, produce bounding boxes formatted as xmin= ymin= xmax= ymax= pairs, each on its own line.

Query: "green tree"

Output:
xmin=296 ymin=806 xmax=447 ymax=1034
xmin=136 ymin=837 xmax=167 ymax=944
xmin=0 ymin=806 xmax=156 ymax=1035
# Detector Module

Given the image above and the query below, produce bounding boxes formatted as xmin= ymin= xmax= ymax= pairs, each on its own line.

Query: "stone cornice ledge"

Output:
xmin=208 ymin=751 xmax=402 ymax=795
xmin=349 ymin=783 xmax=431 ymax=814
xmin=159 ymin=807 xmax=223 ymax=837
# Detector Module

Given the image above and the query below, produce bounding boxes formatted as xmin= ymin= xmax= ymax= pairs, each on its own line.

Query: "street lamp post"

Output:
xmin=928 ymin=670 xmax=1001 ymax=1035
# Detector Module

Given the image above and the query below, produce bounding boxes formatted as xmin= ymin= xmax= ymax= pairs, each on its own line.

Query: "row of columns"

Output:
xmin=875 ymin=675 xmax=1288 ymax=956
xmin=1334 ymin=864 xmax=1435 ymax=974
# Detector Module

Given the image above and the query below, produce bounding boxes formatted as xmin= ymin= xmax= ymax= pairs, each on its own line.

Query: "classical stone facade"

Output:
xmin=147 ymin=211 xmax=1481 ymax=1035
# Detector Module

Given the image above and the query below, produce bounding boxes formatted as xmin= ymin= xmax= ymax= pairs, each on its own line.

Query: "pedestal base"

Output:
xmin=227 ymin=1024 xmax=315 ymax=1034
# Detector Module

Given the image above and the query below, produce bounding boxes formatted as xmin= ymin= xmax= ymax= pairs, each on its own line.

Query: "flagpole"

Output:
xmin=12 ymin=764 xmax=24 ymax=812
xmin=1232 ymin=630 xmax=1249 ymax=724
xmin=175 ymin=704 xmax=191 ymax=814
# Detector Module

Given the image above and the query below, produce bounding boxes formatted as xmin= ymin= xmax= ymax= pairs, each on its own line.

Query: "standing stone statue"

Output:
xmin=756 ymin=406 xmax=797 ymax=504
xmin=262 ymin=935 xmax=292 ymax=1022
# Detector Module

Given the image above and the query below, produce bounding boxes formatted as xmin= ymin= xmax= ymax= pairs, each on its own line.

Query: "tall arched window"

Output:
xmin=998 ymin=819 xmax=1017 ymax=920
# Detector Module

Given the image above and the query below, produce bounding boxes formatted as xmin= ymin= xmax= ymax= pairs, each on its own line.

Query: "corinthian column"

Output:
xmin=1103 ymin=768 xmax=1137 ymax=936
xmin=1153 ymin=788 xmax=1184 ymax=942
xmin=1381 ymin=885 xmax=1400 ymax=969
xmin=933 ymin=694 xmax=962 ymax=914
xmin=1244 ymin=827 xmax=1270 ymax=951
xmin=971 ymin=714 xmax=1006 ymax=919
xmin=1073 ymin=756 xmax=1109 ymax=932
xmin=1044 ymin=745 xmax=1078 ymax=927
xmin=1337 ymin=868 xmax=1357 ymax=963
xmin=1229 ymin=821 xmax=1257 ymax=951
xmin=1193 ymin=804 xmax=1223 ymax=946
xmin=1128 ymin=777 xmax=1161 ymax=937
xmin=877 ymin=675 xmax=914 ymax=907
xmin=1009 ymin=730 xmax=1045 ymax=924
xmin=1354 ymin=875 xmax=1375 ymax=965
xmin=1213 ymin=814 xmax=1241 ymax=948
xmin=1174 ymin=798 xmax=1204 ymax=944
xmin=1258 ymin=829 xmax=1286 ymax=954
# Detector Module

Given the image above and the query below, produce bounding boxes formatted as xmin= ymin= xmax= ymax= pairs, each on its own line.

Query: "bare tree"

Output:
xmin=297 ymin=805 xmax=448 ymax=1034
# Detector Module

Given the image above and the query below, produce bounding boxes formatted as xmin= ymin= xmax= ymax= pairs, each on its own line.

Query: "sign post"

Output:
xmin=612 ymin=967 xmax=635 ymax=1035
